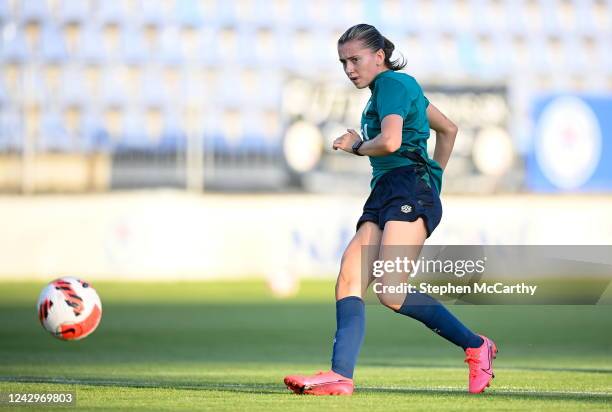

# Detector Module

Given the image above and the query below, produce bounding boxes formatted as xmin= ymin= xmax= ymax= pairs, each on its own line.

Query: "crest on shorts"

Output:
xmin=401 ymin=204 xmax=412 ymax=213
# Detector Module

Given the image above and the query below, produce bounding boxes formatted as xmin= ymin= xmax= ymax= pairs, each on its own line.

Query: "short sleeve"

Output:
xmin=375 ymin=77 xmax=413 ymax=120
xmin=424 ymin=95 xmax=430 ymax=108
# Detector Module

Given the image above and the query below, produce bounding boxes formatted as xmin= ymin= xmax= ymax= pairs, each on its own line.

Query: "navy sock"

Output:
xmin=331 ymin=296 xmax=365 ymax=379
xmin=396 ymin=292 xmax=483 ymax=350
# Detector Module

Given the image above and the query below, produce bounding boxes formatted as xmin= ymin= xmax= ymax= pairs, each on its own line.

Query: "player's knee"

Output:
xmin=375 ymin=291 xmax=402 ymax=311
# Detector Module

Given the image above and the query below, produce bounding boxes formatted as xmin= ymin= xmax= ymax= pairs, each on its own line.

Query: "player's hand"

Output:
xmin=332 ymin=129 xmax=362 ymax=153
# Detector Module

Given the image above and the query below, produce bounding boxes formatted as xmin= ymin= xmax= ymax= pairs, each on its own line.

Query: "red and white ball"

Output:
xmin=36 ymin=277 xmax=102 ymax=341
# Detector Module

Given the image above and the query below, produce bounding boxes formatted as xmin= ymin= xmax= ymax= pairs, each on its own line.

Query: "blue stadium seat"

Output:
xmin=602 ymin=0 xmax=612 ymax=33
xmin=41 ymin=24 xmax=68 ymax=62
xmin=431 ymin=0 xmax=458 ymax=31
xmin=0 ymin=108 xmax=22 ymax=152
xmin=540 ymin=0 xmax=562 ymax=35
xmin=217 ymin=1 xmax=237 ymax=26
xmin=457 ymin=32 xmax=479 ymax=76
xmin=178 ymin=72 xmax=205 ymax=106
xmin=202 ymin=109 xmax=238 ymax=154
xmin=140 ymin=69 xmax=165 ymax=108
xmin=175 ymin=0 xmax=203 ymax=27
xmin=361 ymin=0 xmax=381 ymax=26
xmin=118 ymin=110 xmax=152 ymax=152
xmin=288 ymin=0 xmax=313 ymax=30
xmin=97 ymin=1 xmax=127 ymax=26
xmin=238 ymin=70 xmax=259 ymax=106
xmin=267 ymin=28 xmax=291 ymax=70
xmin=258 ymin=71 xmax=282 ymax=109
xmin=0 ymin=77 xmax=6 ymax=106
xmin=140 ymin=0 xmax=165 ymax=27
xmin=507 ymin=34 xmax=530 ymax=71
xmin=308 ymin=28 xmax=330 ymax=70
xmin=236 ymin=26 xmax=257 ymax=67
xmin=121 ymin=26 xmax=149 ymax=65
xmin=40 ymin=109 xmax=73 ymax=152
xmin=79 ymin=25 xmax=105 ymax=64
xmin=327 ymin=0 xmax=364 ymax=31
xmin=207 ymin=132 xmax=232 ymax=155
xmin=251 ymin=28 xmax=271 ymax=67
xmin=226 ymin=137 xmax=275 ymax=158
xmin=472 ymin=30 xmax=504 ymax=79
xmin=59 ymin=66 xmax=86 ymax=106
xmin=81 ymin=110 xmax=111 ymax=152
xmin=215 ymin=69 xmax=243 ymax=107
xmin=19 ymin=0 xmax=48 ymax=22
xmin=400 ymin=0 xmax=432 ymax=34
xmin=430 ymin=31 xmax=462 ymax=78
xmin=469 ymin=0 xmax=504 ymax=33
xmin=1 ymin=24 xmax=28 ymax=62
xmin=57 ymin=0 xmax=90 ymax=24
xmin=158 ymin=26 xmax=183 ymax=65
xmin=575 ymin=0 xmax=596 ymax=35
xmin=405 ymin=33 xmax=437 ymax=75
xmin=196 ymin=26 xmax=220 ymax=65
xmin=600 ymin=36 xmax=612 ymax=72
xmin=561 ymin=35 xmax=587 ymax=75
xmin=0 ymin=0 xmax=11 ymax=22
xmin=588 ymin=0 xmax=612 ymax=34
xmin=249 ymin=28 xmax=291 ymax=70
xmin=505 ymin=0 xmax=529 ymax=36
xmin=575 ymin=0 xmax=612 ymax=36
xmin=241 ymin=110 xmax=278 ymax=151
xmin=101 ymin=70 xmax=128 ymax=107
xmin=528 ymin=37 xmax=550 ymax=74
xmin=398 ymin=0 xmax=425 ymax=32
xmin=252 ymin=0 xmax=273 ymax=27
xmin=159 ymin=111 xmax=187 ymax=153
xmin=22 ymin=68 xmax=46 ymax=105
xmin=214 ymin=26 xmax=241 ymax=66
xmin=158 ymin=132 xmax=187 ymax=153
xmin=490 ymin=33 xmax=512 ymax=76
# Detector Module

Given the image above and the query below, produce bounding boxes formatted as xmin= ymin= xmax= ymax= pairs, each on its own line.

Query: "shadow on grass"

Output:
xmin=358 ymin=386 xmax=612 ymax=402
xmin=360 ymin=362 xmax=612 ymax=374
xmin=1 ymin=376 xmax=610 ymax=403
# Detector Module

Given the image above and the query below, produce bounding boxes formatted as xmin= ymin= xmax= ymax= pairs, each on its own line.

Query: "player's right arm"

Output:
xmin=332 ymin=114 xmax=403 ymax=156
xmin=427 ymin=103 xmax=458 ymax=170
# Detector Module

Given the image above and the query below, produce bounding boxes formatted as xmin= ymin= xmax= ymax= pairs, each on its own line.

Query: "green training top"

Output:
xmin=360 ymin=70 xmax=443 ymax=193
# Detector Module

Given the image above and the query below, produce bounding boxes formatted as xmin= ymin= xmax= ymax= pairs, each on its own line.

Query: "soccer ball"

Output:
xmin=36 ymin=276 xmax=102 ymax=341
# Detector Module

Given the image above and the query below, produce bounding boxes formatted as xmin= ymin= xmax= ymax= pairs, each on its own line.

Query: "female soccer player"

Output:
xmin=284 ymin=24 xmax=497 ymax=396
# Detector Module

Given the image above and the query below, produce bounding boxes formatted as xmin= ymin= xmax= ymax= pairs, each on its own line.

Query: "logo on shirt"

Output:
xmin=401 ymin=204 xmax=412 ymax=214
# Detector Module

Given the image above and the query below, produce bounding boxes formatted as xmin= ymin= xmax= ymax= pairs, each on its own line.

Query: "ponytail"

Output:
xmin=381 ymin=36 xmax=406 ymax=71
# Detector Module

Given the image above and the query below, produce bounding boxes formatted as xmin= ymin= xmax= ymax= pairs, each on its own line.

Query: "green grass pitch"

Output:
xmin=1 ymin=281 xmax=611 ymax=411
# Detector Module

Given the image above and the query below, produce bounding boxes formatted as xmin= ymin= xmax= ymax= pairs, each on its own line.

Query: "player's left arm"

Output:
xmin=427 ymin=103 xmax=458 ymax=170
xmin=332 ymin=115 xmax=402 ymax=156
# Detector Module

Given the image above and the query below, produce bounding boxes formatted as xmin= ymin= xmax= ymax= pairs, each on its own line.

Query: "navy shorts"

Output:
xmin=356 ymin=165 xmax=443 ymax=238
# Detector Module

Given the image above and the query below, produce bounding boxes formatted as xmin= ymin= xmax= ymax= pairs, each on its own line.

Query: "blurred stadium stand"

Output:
xmin=0 ymin=0 xmax=610 ymax=193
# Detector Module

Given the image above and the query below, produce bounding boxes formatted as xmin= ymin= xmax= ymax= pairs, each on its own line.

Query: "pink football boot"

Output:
xmin=284 ymin=370 xmax=354 ymax=395
xmin=464 ymin=335 xmax=498 ymax=394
